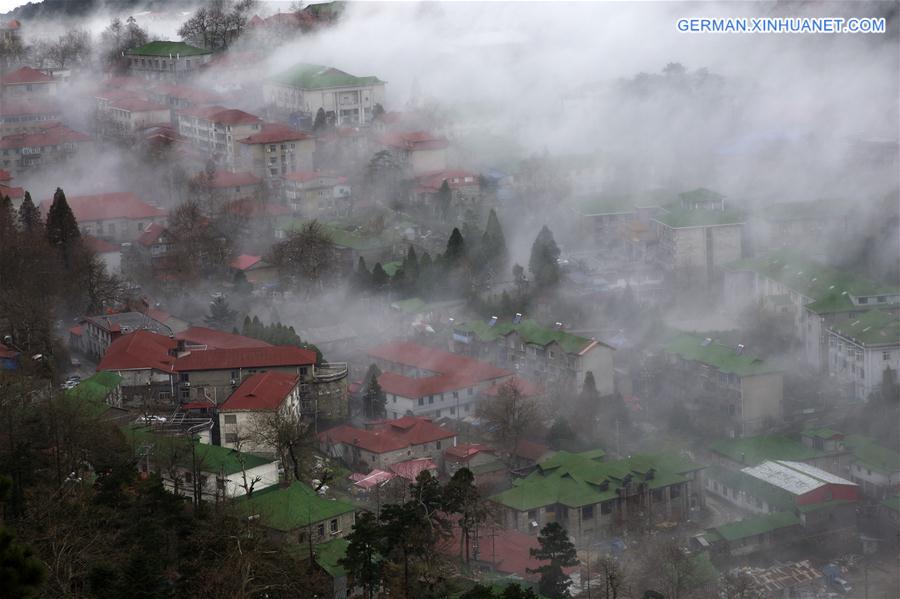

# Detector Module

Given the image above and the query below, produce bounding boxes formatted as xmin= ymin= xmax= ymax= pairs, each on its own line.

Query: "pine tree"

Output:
xmin=353 ymin=255 xmax=371 ymax=290
xmin=362 ymin=364 xmax=386 ymax=419
xmin=371 ymin=263 xmax=388 ymax=289
xmin=0 ymin=195 xmax=14 ymax=237
xmin=17 ymin=191 xmax=41 ymax=234
xmin=241 ymin=315 xmax=251 ymax=336
xmin=403 ymin=245 xmax=419 ymax=280
xmin=444 ymin=228 xmax=466 ymax=267
xmin=528 ymin=225 xmax=561 ymax=288
xmin=46 ymin=187 xmax=82 ymax=268
xmin=480 ymin=209 xmax=509 ymax=270
xmin=205 ymin=296 xmax=237 ymax=330
xmin=528 ymin=522 xmax=578 ymax=599
xmin=339 ymin=511 xmax=384 ymax=599
xmin=313 ymin=107 xmax=328 ymax=132
xmin=437 ymin=179 xmax=452 ymax=219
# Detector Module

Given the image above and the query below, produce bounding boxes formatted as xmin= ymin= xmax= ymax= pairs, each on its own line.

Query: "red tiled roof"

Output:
xmin=2 ymin=20 xmax=21 ymax=30
xmin=230 ymin=254 xmax=262 ymax=270
xmin=0 ymin=183 xmax=24 ymax=200
xmin=238 ymin=123 xmax=312 ymax=144
xmin=369 ymin=341 xmax=511 ymax=398
xmin=481 ymin=376 xmax=543 ymax=398
xmin=178 ymin=105 xmax=260 ymax=125
xmin=444 ymin=443 xmax=495 ymax=462
xmin=198 ymin=171 xmax=262 ymax=189
xmin=97 ymin=330 xmax=177 ymax=373
xmin=1 ymin=66 xmax=53 ymax=85
xmin=414 ymin=169 xmax=480 ymax=193
xmin=174 ymin=345 xmax=316 ymax=371
xmin=220 ymin=371 xmax=299 ymax=411
xmin=513 ymin=439 xmax=551 ymax=462
xmin=440 ymin=525 xmax=571 ymax=580
xmin=38 ymin=192 xmax=164 ymax=222
xmin=0 ymin=124 xmax=91 ymax=149
xmin=83 ymin=234 xmax=118 ymax=254
xmin=111 ymin=97 xmax=170 ymax=113
xmin=378 ymin=130 xmax=449 ymax=151
xmin=176 ymin=327 xmax=271 ymax=350
xmin=389 ymin=457 xmax=437 ymax=481
xmin=319 ymin=416 xmax=456 ymax=454
xmin=135 ymin=222 xmax=167 ymax=246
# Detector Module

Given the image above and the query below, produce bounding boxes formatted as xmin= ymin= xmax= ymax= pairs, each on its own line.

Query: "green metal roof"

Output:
xmin=236 ymin=481 xmax=355 ymax=532
xmin=67 ymin=372 xmax=122 ymax=417
xmin=678 ymin=188 xmax=725 ymax=203
xmin=490 ymin=450 xmax=700 ymax=511
xmin=382 ymin=261 xmax=402 ymax=277
xmin=392 ymin=297 xmax=427 ymax=314
xmin=713 ymin=511 xmax=800 ymax=542
xmin=454 ymin=318 xmax=598 ymax=355
xmin=756 ymin=199 xmax=851 ymax=222
xmin=829 ymin=310 xmax=900 ymax=346
xmin=570 ymin=193 xmax=657 ymax=216
xmin=801 ymin=428 xmax=844 ymax=441
xmin=663 ymin=333 xmax=780 ymax=376
xmin=314 ymin=538 xmax=349 ymax=578
xmin=710 ymin=434 xmax=824 ymax=466
xmin=654 ymin=206 xmax=744 ymax=227
xmin=725 ymin=250 xmax=898 ymax=314
xmin=123 ymin=426 xmax=273 ymax=475
xmin=271 ymin=63 xmax=384 ymax=90
xmin=844 ymin=435 xmax=900 ymax=474
xmin=128 ymin=41 xmax=211 ymax=57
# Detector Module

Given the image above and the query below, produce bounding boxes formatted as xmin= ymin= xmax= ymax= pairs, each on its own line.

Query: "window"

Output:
xmin=859 ymin=297 xmax=869 ymax=305
xmin=670 ymin=485 xmax=681 ymax=499
xmin=884 ymin=352 xmax=891 ymax=361
xmin=450 ymin=407 xmax=456 ymax=415
xmin=468 ymin=387 xmax=474 ymax=396
xmin=465 ymin=404 xmax=471 ymax=412
xmin=317 ymin=524 xmax=325 ymax=537
xmin=418 ymin=398 xmax=424 ymax=406
xmin=436 ymin=409 xmax=441 ymax=417
xmin=225 ymin=433 xmax=238 ymax=443
xmin=527 ymin=510 xmax=537 ymax=520
xmin=582 ymin=505 xmax=594 ymax=520
xmin=330 ymin=519 xmax=338 ymax=532
xmin=428 ymin=396 xmax=434 ymax=404
xmin=298 ymin=532 xmax=306 ymax=543
xmin=224 ymin=414 xmax=237 ymax=424
xmin=877 ymin=296 xmax=887 ymax=303
xmin=436 ymin=441 xmax=442 ymax=450
xmin=601 ymin=501 xmax=613 ymax=515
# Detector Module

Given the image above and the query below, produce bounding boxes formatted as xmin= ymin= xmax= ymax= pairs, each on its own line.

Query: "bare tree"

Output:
xmin=179 ymin=0 xmax=256 ymax=51
xmin=476 ymin=380 xmax=541 ymax=466
xmin=269 ymin=220 xmax=337 ymax=296
xmin=248 ymin=410 xmax=314 ymax=482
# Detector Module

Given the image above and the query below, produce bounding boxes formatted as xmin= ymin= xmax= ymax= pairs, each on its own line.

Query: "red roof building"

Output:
xmin=97 ymin=330 xmax=177 ymax=373
xmin=389 ymin=457 xmax=437 ymax=481
xmin=368 ymin=341 xmax=512 ymax=420
xmin=175 ymin=326 xmax=271 ymax=350
xmin=413 ymin=169 xmax=480 ymax=193
xmin=174 ymin=346 xmax=316 ymax=372
xmin=319 ymin=416 xmax=457 ymax=471
xmin=238 ymin=123 xmax=313 ymax=145
xmin=220 ymin=371 xmax=300 ymax=412
xmin=0 ymin=66 xmax=54 ymax=85
xmin=38 ymin=192 xmax=165 ymax=243
xmin=378 ymin=131 xmax=449 ymax=152
xmin=481 ymin=376 xmax=543 ymax=399
xmin=0 ymin=123 xmax=90 ymax=149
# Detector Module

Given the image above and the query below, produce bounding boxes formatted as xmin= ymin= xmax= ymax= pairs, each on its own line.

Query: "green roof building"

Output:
xmin=450 ymin=317 xmax=615 ymax=394
xmin=126 ymin=41 xmax=213 ymax=82
xmin=490 ymin=449 xmax=704 ymax=543
xmin=710 ymin=434 xmax=827 ymax=467
xmin=826 ymin=310 xmax=900 ymax=401
xmin=650 ymin=189 xmax=744 ymax=288
xmin=236 ymin=481 xmax=356 ymax=545
xmin=662 ymin=333 xmax=783 ymax=437
xmin=265 ymin=63 xmax=386 ymax=126
xmin=66 ymin=371 xmax=124 ymax=418
xmin=843 ymin=435 xmax=900 ymax=499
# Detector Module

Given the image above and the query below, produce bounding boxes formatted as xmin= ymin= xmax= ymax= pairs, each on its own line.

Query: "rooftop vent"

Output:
xmin=701 ymin=337 xmax=712 ymax=347
xmin=488 ymin=316 xmax=498 ymax=327
xmin=736 ymin=343 xmax=745 ymax=355
xmin=513 ymin=312 xmax=523 ymax=324
xmin=554 ymin=322 xmax=564 ymax=330
xmin=448 ymin=317 xmax=455 ymax=325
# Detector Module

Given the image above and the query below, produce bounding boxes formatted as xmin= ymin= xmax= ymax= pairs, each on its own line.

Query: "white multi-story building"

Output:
xmin=218 ymin=371 xmax=302 ymax=454
xmin=177 ymin=105 xmax=262 ymax=170
xmin=264 ymin=63 xmax=386 ymax=126
xmin=826 ymin=310 xmax=900 ymax=401
xmin=126 ymin=41 xmax=213 ymax=83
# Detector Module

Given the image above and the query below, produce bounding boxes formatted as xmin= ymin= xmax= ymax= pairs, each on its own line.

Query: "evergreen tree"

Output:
xmin=339 ymin=512 xmax=384 ymax=599
xmin=528 ymin=522 xmax=578 ymax=599
xmin=437 ymin=180 xmax=452 ymax=220
xmin=17 ymin=191 xmax=41 ymax=234
xmin=444 ymin=467 xmax=484 ymax=565
xmin=313 ymin=107 xmax=328 ymax=132
xmin=546 ymin=417 xmax=575 ymax=450
xmin=528 ymin=225 xmax=561 ymax=289
xmin=444 ymin=228 xmax=466 ymax=268
xmin=480 ymin=209 xmax=509 ymax=270
xmin=353 ymin=255 xmax=371 ymax=290
xmin=512 ymin=263 xmax=528 ymax=294
xmin=362 ymin=364 xmax=386 ymax=420
xmin=403 ymin=245 xmax=419 ymax=280
xmin=371 ymin=263 xmax=388 ymax=289
xmin=46 ymin=187 xmax=82 ymax=268
xmin=0 ymin=476 xmax=46 ymax=596
xmin=241 ymin=315 xmax=252 ymax=336
xmin=372 ymin=103 xmax=385 ymax=120
xmin=0 ymin=195 xmax=14 ymax=237
xmin=204 ymin=296 xmax=237 ymax=330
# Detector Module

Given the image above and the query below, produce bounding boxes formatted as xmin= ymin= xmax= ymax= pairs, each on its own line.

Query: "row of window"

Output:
xmin=297 ymin=518 xmax=340 ymax=543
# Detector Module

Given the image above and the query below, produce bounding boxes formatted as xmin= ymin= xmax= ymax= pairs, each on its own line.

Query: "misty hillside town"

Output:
xmin=0 ymin=1 xmax=899 ymax=599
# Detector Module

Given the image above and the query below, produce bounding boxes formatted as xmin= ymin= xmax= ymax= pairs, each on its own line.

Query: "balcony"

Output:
xmin=314 ymin=362 xmax=348 ymax=383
